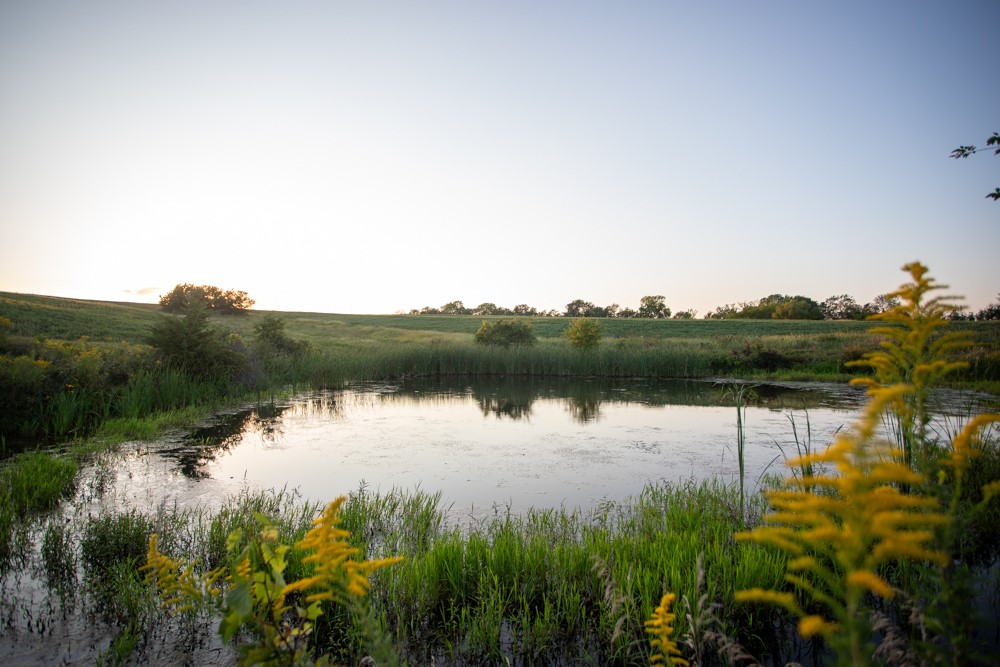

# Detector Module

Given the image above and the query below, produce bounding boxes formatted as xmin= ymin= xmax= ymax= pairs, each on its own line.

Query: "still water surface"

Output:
xmin=112 ymin=377 xmax=897 ymax=516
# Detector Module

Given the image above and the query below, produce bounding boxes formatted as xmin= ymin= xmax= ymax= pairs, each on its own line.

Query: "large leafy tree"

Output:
xmin=564 ymin=299 xmax=596 ymax=317
xmin=950 ymin=131 xmax=999 ymax=201
xmin=159 ymin=283 xmax=254 ymax=314
xmin=638 ymin=295 xmax=671 ymax=319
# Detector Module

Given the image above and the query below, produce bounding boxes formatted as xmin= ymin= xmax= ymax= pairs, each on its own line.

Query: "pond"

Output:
xmin=95 ymin=376 xmax=970 ymax=517
xmin=4 ymin=376 xmax=995 ymax=666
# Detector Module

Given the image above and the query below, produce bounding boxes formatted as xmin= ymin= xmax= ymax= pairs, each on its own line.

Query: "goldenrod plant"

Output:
xmin=144 ymin=496 xmax=402 ymax=666
xmin=848 ymin=261 xmax=971 ymax=472
xmin=731 ymin=263 xmax=1000 ymax=666
xmin=645 ymin=593 xmax=689 ymax=667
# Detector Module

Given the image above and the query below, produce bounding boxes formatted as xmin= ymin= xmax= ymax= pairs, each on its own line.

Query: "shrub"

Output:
xmin=564 ymin=318 xmax=602 ymax=350
xmin=147 ymin=308 xmax=246 ymax=380
xmin=253 ymin=315 xmax=308 ymax=356
xmin=474 ymin=319 xmax=537 ymax=348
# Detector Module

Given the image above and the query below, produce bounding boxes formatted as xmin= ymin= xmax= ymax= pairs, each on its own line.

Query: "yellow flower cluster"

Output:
xmin=735 ymin=262 xmax=1000 ymax=666
xmin=735 ymin=384 xmax=950 ymax=638
xmin=644 ymin=593 xmax=689 ymax=667
xmin=280 ymin=496 xmax=403 ymax=603
xmin=144 ymin=496 xmax=403 ymax=664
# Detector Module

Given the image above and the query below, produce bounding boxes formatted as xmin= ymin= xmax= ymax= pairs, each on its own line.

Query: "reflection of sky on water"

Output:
xmin=178 ymin=381 xmax=855 ymax=515
xmin=133 ymin=377 xmax=991 ymax=516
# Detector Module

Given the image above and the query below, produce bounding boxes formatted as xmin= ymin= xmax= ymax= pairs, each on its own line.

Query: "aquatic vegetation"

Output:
xmin=144 ymin=496 xmax=402 ymax=666
xmin=733 ymin=263 xmax=1000 ymax=666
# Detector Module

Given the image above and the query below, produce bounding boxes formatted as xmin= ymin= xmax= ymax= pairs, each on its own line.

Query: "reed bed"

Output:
xmin=339 ymin=481 xmax=785 ymax=664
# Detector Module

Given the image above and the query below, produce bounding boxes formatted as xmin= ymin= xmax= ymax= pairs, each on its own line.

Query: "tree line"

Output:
xmin=409 ymin=296 xmax=696 ymax=319
xmin=411 ymin=292 xmax=1000 ymax=321
xmin=156 ymin=283 xmax=1000 ymax=321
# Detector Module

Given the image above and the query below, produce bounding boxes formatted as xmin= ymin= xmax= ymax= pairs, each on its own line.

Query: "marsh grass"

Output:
xmin=335 ymin=479 xmax=789 ymax=664
xmin=0 ymin=450 xmax=77 ymax=569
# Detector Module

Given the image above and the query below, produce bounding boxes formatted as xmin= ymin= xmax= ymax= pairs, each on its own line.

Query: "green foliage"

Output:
xmin=473 ymin=319 xmax=537 ymax=348
xmin=820 ymin=294 xmax=863 ymax=320
xmin=159 ymin=283 xmax=255 ymax=314
xmin=254 ymin=315 xmax=308 ymax=356
xmin=564 ymin=318 xmax=603 ymax=350
xmin=439 ymin=300 xmax=470 ymax=315
xmin=707 ymin=294 xmax=824 ymax=320
xmin=735 ymin=263 xmax=1000 ymax=667
xmin=638 ymin=295 xmax=671 ymax=319
xmin=81 ymin=510 xmax=155 ymax=576
xmin=144 ymin=497 xmax=402 ymax=666
xmin=0 ymin=451 xmax=77 ymax=567
xmin=147 ymin=308 xmax=247 ymax=380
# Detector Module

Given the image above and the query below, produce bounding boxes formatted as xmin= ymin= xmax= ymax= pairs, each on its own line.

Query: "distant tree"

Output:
xmin=950 ymin=131 xmax=1000 ymax=201
xmin=474 ymin=319 xmax=537 ymax=348
xmin=440 ymin=300 xmax=470 ymax=315
xmin=977 ymin=294 xmax=1000 ymax=320
xmin=473 ymin=302 xmax=501 ymax=316
xmin=638 ymin=295 xmax=671 ymax=319
xmin=821 ymin=294 xmax=863 ymax=320
xmin=159 ymin=284 xmax=254 ymax=315
xmin=704 ymin=303 xmax=738 ymax=319
xmin=512 ymin=304 xmax=538 ymax=316
xmin=672 ymin=309 xmax=697 ymax=319
xmin=564 ymin=318 xmax=603 ymax=350
xmin=772 ymin=297 xmax=823 ymax=320
xmin=618 ymin=307 xmax=638 ymax=318
xmin=862 ymin=293 xmax=901 ymax=316
xmin=418 ymin=306 xmax=441 ymax=315
xmin=564 ymin=300 xmax=597 ymax=317
xmin=706 ymin=295 xmax=822 ymax=320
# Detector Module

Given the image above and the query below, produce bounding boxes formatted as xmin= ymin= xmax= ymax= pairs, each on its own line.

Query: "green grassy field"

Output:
xmin=5 ymin=290 xmax=998 ymax=383
xmin=0 ymin=290 xmax=889 ymax=342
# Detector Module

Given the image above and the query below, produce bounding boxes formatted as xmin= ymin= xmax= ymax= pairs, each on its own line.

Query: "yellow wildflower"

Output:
xmin=644 ymin=593 xmax=689 ymax=666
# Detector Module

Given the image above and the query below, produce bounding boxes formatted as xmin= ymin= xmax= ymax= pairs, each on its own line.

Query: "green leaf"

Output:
xmin=220 ymin=580 xmax=252 ymax=640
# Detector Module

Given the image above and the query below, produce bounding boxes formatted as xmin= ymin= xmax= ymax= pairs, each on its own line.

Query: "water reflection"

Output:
xmin=156 ymin=378 xmax=872 ymax=480
xmin=163 ymin=403 xmax=288 ymax=478
xmin=154 ymin=377 xmax=988 ymax=501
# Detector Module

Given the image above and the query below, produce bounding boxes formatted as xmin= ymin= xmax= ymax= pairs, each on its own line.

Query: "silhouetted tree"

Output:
xmin=159 ymin=284 xmax=254 ymax=315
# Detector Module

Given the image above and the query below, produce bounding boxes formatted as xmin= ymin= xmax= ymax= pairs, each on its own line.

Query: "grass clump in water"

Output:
xmin=0 ymin=450 xmax=77 ymax=568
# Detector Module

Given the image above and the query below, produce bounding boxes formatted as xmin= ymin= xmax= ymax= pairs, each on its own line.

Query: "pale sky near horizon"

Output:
xmin=1 ymin=1 xmax=997 ymax=316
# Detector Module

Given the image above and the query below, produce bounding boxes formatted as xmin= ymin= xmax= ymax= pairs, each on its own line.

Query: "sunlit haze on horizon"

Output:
xmin=1 ymin=1 xmax=997 ymax=316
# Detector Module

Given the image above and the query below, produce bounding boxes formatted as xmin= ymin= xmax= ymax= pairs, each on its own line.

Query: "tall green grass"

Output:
xmin=0 ymin=450 xmax=77 ymax=567
xmin=343 ymin=481 xmax=787 ymax=664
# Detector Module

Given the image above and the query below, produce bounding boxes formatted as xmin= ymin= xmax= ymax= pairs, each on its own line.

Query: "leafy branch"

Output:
xmin=950 ymin=131 xmax=1000 ymax=201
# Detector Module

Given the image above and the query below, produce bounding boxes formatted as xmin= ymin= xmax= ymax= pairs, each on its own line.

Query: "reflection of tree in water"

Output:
xmin=163 ymin=403 xmax=289 ymax=479
xmin=564 ymin=383 xmax=603 ymax=423
xmin=470 ymin=378 xmax=536 ymax=421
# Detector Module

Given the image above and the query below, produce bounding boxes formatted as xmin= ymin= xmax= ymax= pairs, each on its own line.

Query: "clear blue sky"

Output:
xmin=1 ymin=1 xmax=997 ymax=315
